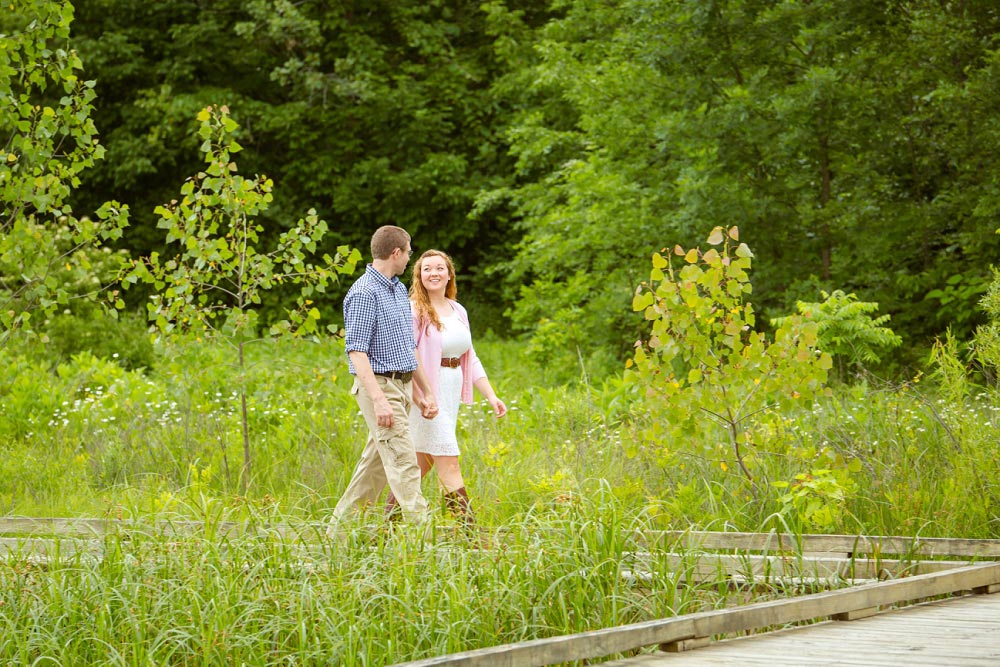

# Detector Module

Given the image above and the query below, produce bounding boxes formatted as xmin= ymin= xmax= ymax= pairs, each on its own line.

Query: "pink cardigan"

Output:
xmin=412 ymin=300 xmax=486 ymax=405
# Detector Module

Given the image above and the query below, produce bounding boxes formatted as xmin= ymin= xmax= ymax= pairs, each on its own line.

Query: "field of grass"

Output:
xmin=0 ymin=328 xmax=998 ymax=664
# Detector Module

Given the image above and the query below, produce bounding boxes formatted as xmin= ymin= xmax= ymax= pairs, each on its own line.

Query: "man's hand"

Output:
xmin=411 ymin=363 xmax=439 ymax=419
xmin=374 ymin=394 xmax=394 ymax=428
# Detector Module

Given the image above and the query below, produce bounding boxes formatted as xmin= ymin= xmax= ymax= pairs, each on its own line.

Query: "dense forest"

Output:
xmin=7 ymin=0 xmax=1000 ymax=374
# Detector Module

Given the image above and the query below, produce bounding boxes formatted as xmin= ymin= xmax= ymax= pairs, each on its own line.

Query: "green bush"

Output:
xmin=45 ymin=310 xmax=155 ymax=371
xmin=770 ymin=290 xmax=902 ymax=373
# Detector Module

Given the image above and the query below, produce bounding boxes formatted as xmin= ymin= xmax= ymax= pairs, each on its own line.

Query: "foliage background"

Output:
xmin=55 ymin=0 xmax=1000 ymax=370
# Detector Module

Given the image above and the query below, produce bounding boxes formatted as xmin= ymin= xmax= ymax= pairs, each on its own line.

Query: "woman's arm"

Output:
xmin=474 ymin=376 xmax=506 ymax=417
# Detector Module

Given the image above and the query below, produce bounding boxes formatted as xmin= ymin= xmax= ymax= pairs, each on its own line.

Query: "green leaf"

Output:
xmin=632 ymin=291 xmax=654 ymax=311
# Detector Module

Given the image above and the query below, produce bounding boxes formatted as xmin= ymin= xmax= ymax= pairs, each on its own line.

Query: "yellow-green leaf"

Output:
xmin=707 ymin=227 xmax=724 ymax=245
xmin=632 ymin=291 xmax=654 ymax=311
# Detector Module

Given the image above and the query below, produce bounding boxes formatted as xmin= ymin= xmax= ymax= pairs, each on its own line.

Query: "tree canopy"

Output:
xmin=35 ymin=0 xmax=1000 ymax=368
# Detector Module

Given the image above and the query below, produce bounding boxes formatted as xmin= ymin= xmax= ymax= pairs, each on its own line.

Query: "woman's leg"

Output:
xmin=416 ymin=452 xmax=435 ymax=477
xmin=433 ymin=456 xmax=475 ymax=529
xmin=431 ymin=455 xmax=464 ymax=492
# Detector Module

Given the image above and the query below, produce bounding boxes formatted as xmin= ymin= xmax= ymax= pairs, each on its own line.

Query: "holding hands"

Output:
xmin=420 ymin=396 xmax=439 ymax=419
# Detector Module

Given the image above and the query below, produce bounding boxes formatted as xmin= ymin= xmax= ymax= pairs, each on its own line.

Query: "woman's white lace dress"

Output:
xmin=410 ymin=311 xmax=472 ymax=456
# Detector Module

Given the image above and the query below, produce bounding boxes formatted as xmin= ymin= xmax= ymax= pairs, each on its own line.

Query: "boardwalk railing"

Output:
xmin=626 ymin=529 xmax=1000 ymax=583
xmin=387 ymin=529 xmax=1000 ymax=667
xmin=0 ymin=516 xmax=324 ymax=560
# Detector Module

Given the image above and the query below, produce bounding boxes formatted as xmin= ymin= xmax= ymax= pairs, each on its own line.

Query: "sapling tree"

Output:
xmin=124 ymin=105 xmax=360 ymax=491
xmin=1 ymin=0 xmax=129 ymax=346
xmin=628 ymin=226 xmax=833 ymax=497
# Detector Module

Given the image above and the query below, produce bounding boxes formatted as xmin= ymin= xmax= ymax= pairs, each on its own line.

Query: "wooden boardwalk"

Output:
xmin=392 ymin=532 xmax=1000 ymax=667
xmin=603 ymin=592 xmax=1000 ymax=666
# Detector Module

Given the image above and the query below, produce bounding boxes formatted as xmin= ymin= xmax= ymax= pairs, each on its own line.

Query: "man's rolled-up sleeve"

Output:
xmin=344 ymin=291 xmax=377 ymax=354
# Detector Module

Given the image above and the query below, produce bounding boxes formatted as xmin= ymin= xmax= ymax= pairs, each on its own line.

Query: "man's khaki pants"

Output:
xmin=330 ymin=376 xmax=429 ymax=527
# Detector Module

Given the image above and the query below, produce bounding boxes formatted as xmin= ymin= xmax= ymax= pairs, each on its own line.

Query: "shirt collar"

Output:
xmin=365 ymin=263 xmax=402 ymax=289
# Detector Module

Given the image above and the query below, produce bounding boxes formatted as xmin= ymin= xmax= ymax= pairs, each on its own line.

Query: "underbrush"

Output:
xmin=0 ymin=329 xmax=997 ymax=539
xmin=1 ymin=326 xmax=998 ymax=664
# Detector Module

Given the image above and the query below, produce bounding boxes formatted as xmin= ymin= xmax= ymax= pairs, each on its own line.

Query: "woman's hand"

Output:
xmin=489 ymin=397 xmax=507 ymax=418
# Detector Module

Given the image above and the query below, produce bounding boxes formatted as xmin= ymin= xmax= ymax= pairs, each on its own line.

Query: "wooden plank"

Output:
xmin=625 ymin=552 xmax=970 ymax=581
xmin=0 ymin=517 xmax=310 ymax=539
xmin=0 ymin=536 xmax=101 ymax=560
xmin=644 ymin=531 xmax=1000 ymax=558
xmin=389 ymin=562 xmax=1000 ymax=667
xmin=831 ymin=606 xmax=877 ymax=621
xmin=2 ymin=521 xmax=996 ymax=558
xmin=661 ymin=637 xmax=709 ymax=653
xmin=0 ymin=517 xmax=111 ymax=537
xmin=599 ymin=593 xmax=1000 ymax=666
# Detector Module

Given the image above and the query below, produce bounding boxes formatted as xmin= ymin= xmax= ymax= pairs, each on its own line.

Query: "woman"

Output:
xmin=385 ymin=249 xmax=506 ymax=530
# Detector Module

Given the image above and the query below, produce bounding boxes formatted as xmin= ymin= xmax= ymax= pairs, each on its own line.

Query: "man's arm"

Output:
xmin=348 ymin=350 xmax=396 ymax=428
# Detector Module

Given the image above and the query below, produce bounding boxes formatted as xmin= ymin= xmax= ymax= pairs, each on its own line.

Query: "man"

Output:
xmin=329 ymin=225 xmax=438 ymax=530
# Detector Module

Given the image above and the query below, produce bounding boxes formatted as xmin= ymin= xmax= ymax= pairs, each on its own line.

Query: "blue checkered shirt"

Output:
xmin=343 ymin=265 xmax=417 ymax=375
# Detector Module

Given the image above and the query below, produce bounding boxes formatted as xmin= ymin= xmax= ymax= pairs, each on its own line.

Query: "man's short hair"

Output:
xmin=371 ymin=225 xmax=410 ymax=260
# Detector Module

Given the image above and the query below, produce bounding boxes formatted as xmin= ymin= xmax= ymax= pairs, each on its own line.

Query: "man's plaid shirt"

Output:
xmin=343 ymin=264 xmax=418 ymax=375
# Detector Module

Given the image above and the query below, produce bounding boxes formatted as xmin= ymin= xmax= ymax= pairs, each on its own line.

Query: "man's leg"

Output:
xmin=385 ymin=452 xmax=434 ymax=520
xmin=375 ymin=378 xmax=429 ymax=521
xmin=330 ymin=429 xmax=388 ymax=524
xmin=334 ymin=377 xmax=427 ymax=527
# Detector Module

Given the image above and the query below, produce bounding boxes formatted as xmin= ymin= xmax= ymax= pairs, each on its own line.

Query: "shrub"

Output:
xmin=771 ymin=289 xmax=902 ymax=373
xmin=45 ymin=310 xmax=155 ymax=371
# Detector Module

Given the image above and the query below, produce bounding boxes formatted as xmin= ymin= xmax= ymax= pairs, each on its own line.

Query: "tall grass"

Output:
xmin=1 ymin=331 xmax=998 ymax=536
xmin=0 ymin=495 xmax=731 ymax=666
xmin=1 ymin=328 xmax=999 ymax=663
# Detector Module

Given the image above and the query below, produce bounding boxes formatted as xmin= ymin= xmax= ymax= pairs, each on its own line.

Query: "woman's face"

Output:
xmin=420 ymin=255 xmax=450 ymax=295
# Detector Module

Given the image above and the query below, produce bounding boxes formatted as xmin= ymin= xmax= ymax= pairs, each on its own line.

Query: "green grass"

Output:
xmin=0 ymin=497 xmax=723 ymax=666
xmin=0 ymin=329 xmax=999 ymax=664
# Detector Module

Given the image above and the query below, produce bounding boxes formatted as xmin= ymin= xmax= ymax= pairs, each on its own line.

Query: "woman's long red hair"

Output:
xmin=410 ymin=250 xmax=457 ymax=331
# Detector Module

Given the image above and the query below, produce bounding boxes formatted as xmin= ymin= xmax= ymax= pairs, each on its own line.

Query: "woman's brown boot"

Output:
xmin=443 ymin=486 xmax=475 ymax=531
